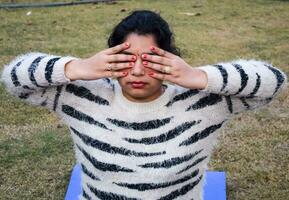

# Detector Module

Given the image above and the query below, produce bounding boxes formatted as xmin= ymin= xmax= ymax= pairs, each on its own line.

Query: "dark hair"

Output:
xmin=107 ymin=10 xmax=181 ymax=57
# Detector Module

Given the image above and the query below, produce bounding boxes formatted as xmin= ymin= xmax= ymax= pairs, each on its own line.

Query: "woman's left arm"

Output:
xmin=194 ymin=59 xmax=287 ymax=113
xmin=142 ymin=46 xmax=288 ymax=113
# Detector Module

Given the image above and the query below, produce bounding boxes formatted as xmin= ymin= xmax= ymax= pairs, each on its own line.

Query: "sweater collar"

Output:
xmin=113 ymin=81 xmax=173 ymax=113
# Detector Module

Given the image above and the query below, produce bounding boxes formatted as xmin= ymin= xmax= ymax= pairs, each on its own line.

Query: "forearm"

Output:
xmin=0 ymin=52 xmax=79 ymax=111
xmin=1 ymin=52 xmax=77 ymax=92
xmin=195 ymin=59 xmax=288 ymax=99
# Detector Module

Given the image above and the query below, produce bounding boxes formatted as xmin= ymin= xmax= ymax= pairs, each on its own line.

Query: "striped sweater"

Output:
xmin=1 ymin=52 xmax=287 ymax=200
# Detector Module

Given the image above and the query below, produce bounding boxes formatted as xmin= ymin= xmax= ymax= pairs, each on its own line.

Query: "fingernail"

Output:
xmin=143 ymin=61 xmax=148 ymax=65
xmin=148 ymin=72 xmax=154 ymax=76
xmin=129 ymin=62 xmax=134 ymax=66
xmin=125 ymin=42 xmax=129 ymax=47
xmin=132 ymin=55 xmax=136 ymax=61
xmin=150 ymin=46 xmax=155 ymax=51
xmin=142 ymin=54 xmax=147 ymax=59
xmin=123 ymin=72 xmax=128 ymax=76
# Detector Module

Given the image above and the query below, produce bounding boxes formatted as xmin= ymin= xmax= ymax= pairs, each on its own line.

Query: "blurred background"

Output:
xmin=0 ymin=0 xmax=288 ymax=199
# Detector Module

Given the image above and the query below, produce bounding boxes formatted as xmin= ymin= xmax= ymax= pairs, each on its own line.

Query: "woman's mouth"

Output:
xmin=130 ymin=81 xmax=147 ymax=89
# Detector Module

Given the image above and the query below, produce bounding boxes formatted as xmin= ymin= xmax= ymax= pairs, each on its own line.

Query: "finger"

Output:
xmin=106 ymin=54 xmax=136 ymax=63
xmin=103 ymin=70 xmax=128 ymax=79
xmin=142 ymin=53 xmax=171 ymax=66
xmin=103 ymin=42 xmax=130 ymax=55
xmin=143 ymin=61 xmax=169 ymax=73
xmin=150 ymin=46 xmax=175 ymax=58
xmin=148 ymin=71 xmax=173 ymax=82
xmin=108 ymin=62 xmax=134 ymax=71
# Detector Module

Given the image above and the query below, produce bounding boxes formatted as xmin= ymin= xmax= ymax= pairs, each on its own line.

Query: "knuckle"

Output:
xmin=172 ymin=73 xmax=178 ymax=78
xmin=106 ymin=71 xmax=112 ymax=77
xmin=119 ymin=55 xmax=126 ymax=61
xmin=118 ymin=54 xmax=123 ymax=61
xmin=115 ymin=72 xmax=122 ymax=78
xmin=153 ymin=56 xmax=158 ymax=62
xmin=111 ymin=54 xmax=117 ymax=60
xmin=104 ymin=71 xmax=111 ymax=78
xmin=111 ymin=63 xmax=117 ymax=70
xmin=174 ymin=67 xmax=180 ymax=72
xmin=110 ymin=47 xmax=115 ymax=53
xmin=118 ymin=63 xmax=123 ymax=69
xmin=116 ymin=54 xmax=121 ymax=60
xmin=118 ymin=64 xmax=124 ymax=70
xmin=112 ymin=47 xmax=119 ymax=54
xmin=111 ymin=71 xmax=116 ymax=78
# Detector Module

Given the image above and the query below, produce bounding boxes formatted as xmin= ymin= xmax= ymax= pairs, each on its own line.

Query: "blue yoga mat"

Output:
xmin=65 ymin=164 xmax=226 ymax=200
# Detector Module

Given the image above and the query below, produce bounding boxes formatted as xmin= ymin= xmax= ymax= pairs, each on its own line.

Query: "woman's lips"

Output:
xmin=130 ymin=82 xmax=147 ymax=88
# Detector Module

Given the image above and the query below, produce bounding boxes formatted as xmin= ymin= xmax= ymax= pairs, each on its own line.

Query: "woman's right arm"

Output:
xmin=0 ymin=52 xmax=79 ymax=111
xmin=0 ymin=42 xmax=135 ymax=112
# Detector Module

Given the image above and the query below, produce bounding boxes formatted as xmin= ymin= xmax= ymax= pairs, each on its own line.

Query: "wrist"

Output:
xmin=64 ymin=59 xmax=82 ymax=81
xmin=190 ymin=68 xmax=208 ymax=90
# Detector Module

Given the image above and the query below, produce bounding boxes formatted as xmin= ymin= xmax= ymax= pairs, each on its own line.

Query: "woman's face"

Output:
xmin=116 ymin=33 xmax=164 ymax=102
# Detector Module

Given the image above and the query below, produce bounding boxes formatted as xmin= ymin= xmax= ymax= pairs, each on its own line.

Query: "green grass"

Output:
xmin=0 ymin=0 xmax=289 ymax=199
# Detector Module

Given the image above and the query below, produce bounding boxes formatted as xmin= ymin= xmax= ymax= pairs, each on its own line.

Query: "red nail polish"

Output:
xmin=148 ymin=72 xmax=154 ymax=76
xmin=142 ymin=54 xmax=147 ymax=59
xmin=123 ymin=72 xmax=128 ymax=76
xmin=150 ymin=46 xmax=155 ymax=51
xmin=132 ymin=55 xmax=136 ymax=61
xmin=143 ymin=61 xmax=148 ymax=65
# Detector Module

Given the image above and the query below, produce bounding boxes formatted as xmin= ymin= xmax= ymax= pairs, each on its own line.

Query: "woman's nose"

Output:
xmin=130 ymin=57 xmax=145 ymax=76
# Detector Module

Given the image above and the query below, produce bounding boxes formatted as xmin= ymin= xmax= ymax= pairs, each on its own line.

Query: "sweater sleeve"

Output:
xmin=195 ymin=59 xmax=288 ymax=114
xmin=0 ymin=52 xmax=79 ymax=112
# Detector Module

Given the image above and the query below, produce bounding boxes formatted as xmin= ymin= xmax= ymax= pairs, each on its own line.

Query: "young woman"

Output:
xmin=1 ymin=10 xmax=287 ymax=200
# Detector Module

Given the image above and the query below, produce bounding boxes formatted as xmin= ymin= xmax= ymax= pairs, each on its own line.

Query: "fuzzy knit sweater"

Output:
xmin=1 ymin=52 xmax=287 ymax=200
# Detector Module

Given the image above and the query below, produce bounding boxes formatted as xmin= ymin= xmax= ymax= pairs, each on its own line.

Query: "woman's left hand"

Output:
xmin=142 ymin=46 xmax=208 ymax=90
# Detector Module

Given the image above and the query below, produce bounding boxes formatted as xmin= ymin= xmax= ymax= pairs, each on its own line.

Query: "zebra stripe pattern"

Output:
xmin=11 ymin=60 xmax=23 ymax=87
xmin=28 ymin=56 xmax=46 ymax=88
xmin=45 ymin=57 xmax=61 ymax=83
xmin=70 ymin=126 xmax=166 ymax=157
xmin=2 ymin=53 xmax=287 ymax=199
xmin=123 ymin=120 xmax=201 ymax=145
xmin=62 ymin=104 xmax=112 ymax=131
xmin=66 ymin=84 xmax=110 ymax=106
xmin=106 ymin=116 xmax=173 ymax=131
xmin=113 ymin=169 xmax=199 ymax=191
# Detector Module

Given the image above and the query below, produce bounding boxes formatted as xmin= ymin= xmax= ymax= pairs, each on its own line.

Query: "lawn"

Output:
xmin=0 ymin=0 xmax=288 ymax=199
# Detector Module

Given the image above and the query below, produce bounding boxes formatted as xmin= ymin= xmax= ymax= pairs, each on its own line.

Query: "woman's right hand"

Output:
xmin=65 ymin=42 xmax=136 ymax=81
